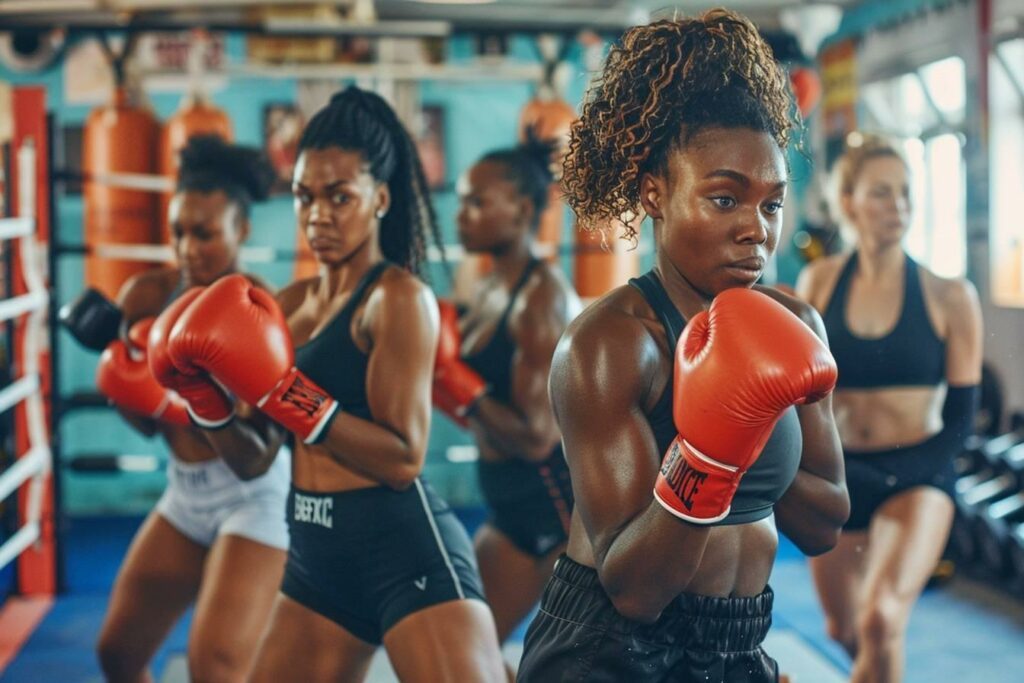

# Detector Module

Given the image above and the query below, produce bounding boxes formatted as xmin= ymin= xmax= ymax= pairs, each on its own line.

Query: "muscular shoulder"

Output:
xmin=516 ymin=261 xmax=582 ymax=326
xmin=366 ymin=267 xmax=436 ymax=325
xmin=376 ymin=266 xmax=432 ymax=302
xmin=920 ymin=268 xmax=979 ymax=313
xmin=551 ymin=285 xmax=666 ymax=413
xmin=919 ymin=268 xmax=981 ymax=333
xmin=796 ymin=252 xmax=848 ymax=312
xmin=117 ymin=267 xmax=179 ymax=321
xmin=755 ymin=284 xmax=829 ymax=342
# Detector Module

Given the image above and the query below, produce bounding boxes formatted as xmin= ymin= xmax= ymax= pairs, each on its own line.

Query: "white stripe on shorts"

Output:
xmin=413 ymin=479 xmax=465 ymax=600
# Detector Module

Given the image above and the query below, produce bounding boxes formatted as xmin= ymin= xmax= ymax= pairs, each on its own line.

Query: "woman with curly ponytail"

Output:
xmin=799 ymin=134 xmax=982 ymax=683
xmin=518 ymin=10 xmax=849 ymax=682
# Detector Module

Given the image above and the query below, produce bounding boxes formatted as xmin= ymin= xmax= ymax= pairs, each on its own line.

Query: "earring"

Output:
xmin=376 ymin=209 xmax=386 ymax=219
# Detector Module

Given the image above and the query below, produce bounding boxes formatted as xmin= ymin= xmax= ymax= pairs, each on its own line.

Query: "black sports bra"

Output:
xmin=628 ymin=271 xmax=802 ymax=525
xmin=293 ymin=262 xmax=391 ymax=422
xmin=822 ymin=252 xmax=945 ymax=389
xmin=462 ymin=259 xmax=540 ymax=404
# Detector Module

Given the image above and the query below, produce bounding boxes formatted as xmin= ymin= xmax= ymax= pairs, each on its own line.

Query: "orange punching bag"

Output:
xmin=83 ymin=86 xmax=160 ymax=299
xmin=573 ymin=218 xmax=640 ymax=305
xmin=518 ymin=96 xmax=576 ymax=261
xmin=790 ymin=67 xmax=823 ymax=118
xmin=159 ymin=96 xmax=233 ymax=243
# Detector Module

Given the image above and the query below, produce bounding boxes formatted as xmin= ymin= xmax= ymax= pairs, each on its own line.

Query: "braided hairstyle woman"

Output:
xmin=298 ymin=86 xmax=445 ymax=276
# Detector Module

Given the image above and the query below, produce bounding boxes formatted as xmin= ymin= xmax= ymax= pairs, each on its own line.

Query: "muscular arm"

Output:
xmin=774 ymin=393 xmax=848 ymax=555
xmin=311 ymin=275 xmax=438 ymax=490
xmin=763 ymin=288 xmax=849 ymax=554
xmin=202 ymin=406 xmax=288 ymax=480
xmin=944 ymin=279 xmax=983 ymax=386
xmin=468 ymin=283 xmax=567 ymax=462
xmin=553 ymin=309 xmax=710 ymax=623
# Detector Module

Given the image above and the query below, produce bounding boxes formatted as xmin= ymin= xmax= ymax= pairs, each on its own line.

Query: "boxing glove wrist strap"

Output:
xmin=172 ymin=376 xmax=237 ymax=430
xmin=653 ymin=437 xmax=742 ymax=525
xmin=150 ymin=394 xmax=190 ymax=427
xmin=258 ymin=367 xmax=340 ymax=445
xmin=185 ymin=402 xmax=236 ymax=430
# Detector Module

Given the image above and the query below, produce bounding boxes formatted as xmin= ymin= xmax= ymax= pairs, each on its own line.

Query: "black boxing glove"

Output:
xmin=59 ymin=288 xmax=123 ymax=352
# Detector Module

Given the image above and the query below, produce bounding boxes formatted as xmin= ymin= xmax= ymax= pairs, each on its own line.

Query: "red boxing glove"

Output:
xmin=149 ymin=290 xmax=235 ymax=429
xmin=432 ymin=300 xmax=488 ymax=427
xmin=168 ymin=274 xmax=339 ymax=444
xmin=96 ymin=322 xmax=189 ymax=426
xmin=654 ymin=289 xmax=837 ymax=524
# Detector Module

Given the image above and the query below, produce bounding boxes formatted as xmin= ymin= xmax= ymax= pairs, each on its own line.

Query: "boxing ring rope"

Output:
xmin=0 ymin=135 xmax=53 ymax=572
xmin=64 ymin=241 xmax=486 ymax=264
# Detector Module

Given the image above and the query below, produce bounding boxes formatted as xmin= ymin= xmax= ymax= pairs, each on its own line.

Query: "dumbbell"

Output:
xmin=974 ymin=444 xmax=1024 ymax=578
xmin=958 ymin=428 xmax=1024 ymax=476
xmin=951 ymin=429 xmax=1024 ymax=564
xmin=1007 ymin=526 xmax=1024 ymax=594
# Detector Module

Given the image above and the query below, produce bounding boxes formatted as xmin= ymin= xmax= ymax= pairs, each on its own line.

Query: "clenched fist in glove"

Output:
xmin=654 ymin=288 xmax=837 ymax=524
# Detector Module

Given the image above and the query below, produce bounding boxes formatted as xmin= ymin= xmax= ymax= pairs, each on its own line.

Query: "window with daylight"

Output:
xmin=859 ymin=56 xmax=967 ymax=278
xmin=989 ymin=36 xmax=1024 ymax=306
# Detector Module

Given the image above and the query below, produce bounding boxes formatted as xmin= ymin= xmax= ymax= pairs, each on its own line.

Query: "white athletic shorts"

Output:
xmin=155 ymin=447 xmax=290 ymax=550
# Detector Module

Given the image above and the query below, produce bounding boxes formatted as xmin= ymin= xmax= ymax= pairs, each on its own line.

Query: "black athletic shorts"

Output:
xmin=281 ymin=479 xmax=485 ymax=644
xmin=844 ymin=441 xmax=957 ymax=531
xmin=480 ymin=448 xmax=573 ymax=558
xmin=517 ymin=554 xmax=778 ymax=683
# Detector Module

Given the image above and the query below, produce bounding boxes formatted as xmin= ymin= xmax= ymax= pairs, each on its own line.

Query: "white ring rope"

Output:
xmin=0 ymin=136 xmax=54 ymax=572
xmin=0 ymin=216 xmax=34 ymax=241
xmin=82 ymin=171 xmax=175 ymax=193
xmin=74 ymin=239 xmax=577 ymax=265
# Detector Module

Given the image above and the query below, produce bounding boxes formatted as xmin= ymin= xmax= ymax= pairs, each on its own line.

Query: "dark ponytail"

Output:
xmin=298 ymin=86 xmax=444 ymax=276
xmin=177 ymin=134 xmax=275 ymax=219
xmin=479 ymin=130 xmax=558 ymax=231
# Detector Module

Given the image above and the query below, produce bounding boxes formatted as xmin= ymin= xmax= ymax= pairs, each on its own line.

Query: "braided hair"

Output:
xmin=563 ymin=8 xmax=797 ymax=241
xmin=298 ymin=85 xmax=443 ymax=276
xmin=177 ymin=134 xmax=275 ymax=220
xmin=478 ymin=132 xmax=558 ymax=231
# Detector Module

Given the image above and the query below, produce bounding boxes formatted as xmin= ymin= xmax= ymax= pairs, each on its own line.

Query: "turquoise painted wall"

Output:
xmin=825 ymin=0 xmax=957 ymax=46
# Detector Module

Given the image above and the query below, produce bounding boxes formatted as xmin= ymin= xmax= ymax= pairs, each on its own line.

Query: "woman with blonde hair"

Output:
xmin=798 ymin=133 xmax=983 ymax=682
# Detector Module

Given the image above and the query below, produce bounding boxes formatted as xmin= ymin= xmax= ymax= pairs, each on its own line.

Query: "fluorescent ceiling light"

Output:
xmin=411 ymin=1 xmax=498 ymax=5
xmin=264 ymin=18 xmax=451 ymax=37
xmin=0 ymin=0 xmax=95 ymax=12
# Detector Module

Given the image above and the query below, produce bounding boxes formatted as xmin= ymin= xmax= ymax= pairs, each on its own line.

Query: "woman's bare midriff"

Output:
xmin=833 ymin=386 xmax=944 ymax=451
xmin=565 ymin=511 xmax=778 ymax=600
xmin=162 ymin=425 xmax=221 ymax=464
xmin=292 ymin=442 xmax=384 ymax=492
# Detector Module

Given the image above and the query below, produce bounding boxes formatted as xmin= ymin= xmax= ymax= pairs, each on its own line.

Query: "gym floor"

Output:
xmin=2 ymin=512 xmax=1022 ymax=683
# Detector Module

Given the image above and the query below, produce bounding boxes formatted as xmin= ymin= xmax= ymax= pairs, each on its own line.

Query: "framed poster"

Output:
xmin=416 ymin=105 xmax=446 ymax=191
xmin=263 ymin=103 xmax=304 ymax=194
